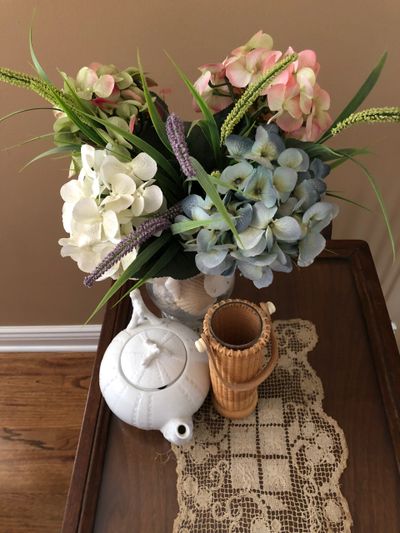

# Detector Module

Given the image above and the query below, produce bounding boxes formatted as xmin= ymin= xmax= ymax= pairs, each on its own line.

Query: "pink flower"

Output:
xmin=129 ymin=115 xmax=136 ymax=133
xmin=192 ymin=34 xmax=332 ymax=138
xmin=267 ymin=77 xmax=303 ymax=132
xmin=295 ymin=49 xmax=320 ymax=74
xmin=193 ymin=62 xmax=232 ymax=112
xmin=265 ymin=47 xmax=331 ymax=138
xmin=120 ymin=88 xmax=144 ymax=104
xmin=230 ymin=31 xmax=274 ymax=57
xmin=75 ymin=67 xmax=115 ymax=101
xmin=159 ymin=87 xmax=173 ymax=100
xmin=290 ymin=85 xmax=332 ymax=141
xmin=294 ymin=49 xmax=320 ymax=114
xmin=305 ymin=85 xmax=332 ymax=140
xmin=225 ymin=49 xmax=284 ymax=88
xmin=91 ymin=86 xmax=121 ymax=110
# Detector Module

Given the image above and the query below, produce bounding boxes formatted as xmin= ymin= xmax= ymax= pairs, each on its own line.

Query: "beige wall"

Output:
xmin=0 ymin=0 xmax=399 ymax=328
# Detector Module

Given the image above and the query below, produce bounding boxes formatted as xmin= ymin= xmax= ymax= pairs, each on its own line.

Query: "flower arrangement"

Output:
xmin=1 ymin=30 xmax=398 ymax=316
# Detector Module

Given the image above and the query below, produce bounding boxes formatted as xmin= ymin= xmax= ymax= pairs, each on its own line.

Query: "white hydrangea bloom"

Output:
xmin=59 ymin=145 xmax=163 ymax=280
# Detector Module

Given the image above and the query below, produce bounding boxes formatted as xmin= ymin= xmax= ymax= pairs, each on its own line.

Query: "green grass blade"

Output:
xmin=318 ymin=52 xmax=388 ymax=143
xmin=190 ymin=157 xmax=241 ymax=243
xmin=58 ymin=70 xmax=97 ymax=115
xmin=286 ymin=139 xmax=370 ymax=162
xmin=0 ymin=107 xmax=59 ymax=125
xmin=326 ymin=192 xmax=371 ymax=211
xmin=209 ymin=175 xmax=240 ymax=193
xmin=0 ymin=67 xmax=105 ymax=146
xmin=166 ymin=52 xmax=220 ymax=162
xmin=187 ymin=118 xmax=203 ymax=137
xmin=113 ymin=240 xmax=181 ymax=305
xmin=49 ymin=91 xmax=106 ymax=146
xmin=286 ymin=140 xmax=344 ymax=161
xmin=85 ymin=232 xmax=173 ymax=322
xmin=334 ymin=147 xmax=371 ymax=158
xmin=171 ymin=218 xmax=215 ymax=234
xmin=3 ymin=131 xmax=55 ymax=150
xmin=137 ymin=51 xmax=172 ymax=153
xmin=328 ymin=158 xmax=350 ymax=170
xmin=51 ymin=91 xmax=107 ymax=146
xmin=19 ymin=144 xmax=81 ymax=171
xmin=153 ymin=170 xmax=180 ymax=204
xmin=75 ymin=109 xmax=179 ymax=180
xmin=55 ymin=75 xmax=110 ymax=145
xmin=347 ymin=156 xmax=395 ymax=260
xmin=29 ymin=16 xmax=50 ymax=83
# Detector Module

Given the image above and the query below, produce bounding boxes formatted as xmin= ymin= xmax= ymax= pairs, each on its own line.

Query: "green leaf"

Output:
xmin=171 ymin=218 xmax=215 ymax=234
xmin=113 ymin=240 xmax=182 ymax=305
xmin=285 ymin=139 xmax=343 ymax=161
xmin=2 ymin=131 xmax=55 ymax=151
xmin=186 ymin=118 xmax=204 ymax=137
xmin=166 ymin=52 xmax=220 ymax=163
xmin=58 ymin=70 xmax=97 ymax=115
xmin=0 ymin=68 xmax=104 ymax=146
xmin=209 ymin=174 xmax=240 ymax=193
xmin=85 ymin=232 xmax=173 ymax=322
xmin=326 ymin=192 xmax=371 ymax=211
xmin=29 ymin=15 xmax=50 ymax=83
xmin=19 ymin=144 xmax=81 ymax=171
xmin=77 ymin=110 xmax=179 ymax=180
xmin=319 ymin=52 xmax=388 ymax=143
xmin=334 ymin=147 xmax=371 ymax=158
xmin=153 ymin=169 xmax=180 ymax=204
xmin=56 ymin=72 xmax=110 ymax=146
xmin=0 ymin=107 xmax=59 ymax=125
xmin=186 ymin=120 xmax=218 ymax=173
xmin=137 ymin=51 xmax=172 ymax=153
xmin=50 ymin=91 xmax=106 ymax=146
xmin=346 ymin=156 xmax=395 ymax=260
xmin=285 ymin=139 xmax=370 ymax=162
xmin=150 ymin=249 xmax=198 ymax=279
xmin=190 ymin=157 xmax=241 ymax=244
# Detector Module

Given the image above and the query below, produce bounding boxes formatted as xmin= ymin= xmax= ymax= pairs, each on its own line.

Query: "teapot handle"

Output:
xmin=127 ymin=289 xmax=160 ymax=330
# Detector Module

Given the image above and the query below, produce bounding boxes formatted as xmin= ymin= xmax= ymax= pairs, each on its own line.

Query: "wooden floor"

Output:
xmin=0 ymin=352 xmax=95 ymax=533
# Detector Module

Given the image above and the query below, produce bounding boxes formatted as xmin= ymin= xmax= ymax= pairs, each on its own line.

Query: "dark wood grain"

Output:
xmin=62 ymin=290 xmax=133 ymax=533
xmin=62 ymin=241 xmax=400 ymax=533
xmin=0 ymin=352 xmax=94 ymax=533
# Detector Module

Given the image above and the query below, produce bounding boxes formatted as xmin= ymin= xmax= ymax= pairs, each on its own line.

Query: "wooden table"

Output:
xmin=62 ymin=241 xmax=400 ymax=533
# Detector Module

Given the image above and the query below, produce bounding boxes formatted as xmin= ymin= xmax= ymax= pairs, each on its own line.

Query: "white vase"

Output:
xmin=145 ymin=273 xmax=235 ymax=329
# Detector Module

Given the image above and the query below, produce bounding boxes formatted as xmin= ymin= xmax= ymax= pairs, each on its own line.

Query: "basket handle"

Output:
xmin=203 ymin=303 xmax=279 ymax=393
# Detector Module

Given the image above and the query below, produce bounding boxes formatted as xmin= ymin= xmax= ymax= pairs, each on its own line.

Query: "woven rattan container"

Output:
xmin=201 ymin=299 xmax=278 ymax=419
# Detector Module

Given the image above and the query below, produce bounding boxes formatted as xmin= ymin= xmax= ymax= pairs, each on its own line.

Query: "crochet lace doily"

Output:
xmin=172 ymin=319 xmax=352 ymax=533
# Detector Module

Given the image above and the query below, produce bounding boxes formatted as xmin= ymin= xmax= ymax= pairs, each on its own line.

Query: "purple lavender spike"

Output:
xmin=84 ymin=203 xmax=182 ymax=287
xmin=166 ymin=113 xmax=195 ymax=178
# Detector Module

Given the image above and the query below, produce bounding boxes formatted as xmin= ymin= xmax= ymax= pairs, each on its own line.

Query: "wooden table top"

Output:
xmin=62 ymin=240 xmax=400 ymax=533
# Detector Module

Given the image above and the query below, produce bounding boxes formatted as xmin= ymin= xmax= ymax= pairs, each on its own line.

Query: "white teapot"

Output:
xmin=99 ymin=290 xmax=210 ymax=445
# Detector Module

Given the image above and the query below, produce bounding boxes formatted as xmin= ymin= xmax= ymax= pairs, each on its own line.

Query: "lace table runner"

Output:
xmin=172 ymin=319 xmax=352 ymax=533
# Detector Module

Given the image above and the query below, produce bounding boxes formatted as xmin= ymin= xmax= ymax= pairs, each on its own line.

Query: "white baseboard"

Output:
xmin=0 ymin=325 xmax=102 ymax=353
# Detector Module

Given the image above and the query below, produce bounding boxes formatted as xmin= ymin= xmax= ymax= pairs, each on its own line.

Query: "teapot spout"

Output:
xmin=161 ymin=418 xmax=193 ymax=445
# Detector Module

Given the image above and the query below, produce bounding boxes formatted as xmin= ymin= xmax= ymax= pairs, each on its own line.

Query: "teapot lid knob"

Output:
xmin=141 ymin=339 xmax=161 ymax=367
xmin=120 ymin=329 xmax=187 ymax=390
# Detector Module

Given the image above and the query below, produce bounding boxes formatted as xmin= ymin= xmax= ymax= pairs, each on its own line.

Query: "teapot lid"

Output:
xmin=120 ymin=327 xmax=187 ymax=391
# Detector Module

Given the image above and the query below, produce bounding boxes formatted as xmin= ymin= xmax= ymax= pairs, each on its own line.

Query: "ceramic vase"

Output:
xmin=145 ymin=273 xmax=235 ymax=328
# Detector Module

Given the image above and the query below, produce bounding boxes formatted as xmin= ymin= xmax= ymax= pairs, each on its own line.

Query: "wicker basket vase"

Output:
xmin=201 ymin=299 xmax=279 ymax=419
